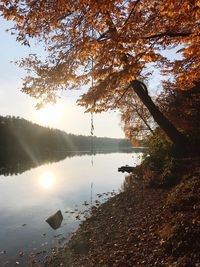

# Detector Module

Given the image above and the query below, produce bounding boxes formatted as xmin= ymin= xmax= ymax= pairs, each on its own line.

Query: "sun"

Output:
xmin=35 ymin=103 xmax=64 ymax=125
xmin=38 ymin=171 xmax=55 ymax=189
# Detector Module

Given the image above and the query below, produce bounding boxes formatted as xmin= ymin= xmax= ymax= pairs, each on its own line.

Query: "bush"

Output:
xmin=139 ymin=129 xmax=181 ymax=187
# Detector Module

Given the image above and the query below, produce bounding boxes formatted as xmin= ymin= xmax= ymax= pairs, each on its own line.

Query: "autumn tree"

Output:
xmin=0 ymin=0 xmax=200 ymax=148
xmin=158 ymin=81 xmax=200 ymax=140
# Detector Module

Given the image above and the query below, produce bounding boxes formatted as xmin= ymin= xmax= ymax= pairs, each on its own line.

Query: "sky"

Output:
xmin=0 ymin=19 xmax=125 ymax=138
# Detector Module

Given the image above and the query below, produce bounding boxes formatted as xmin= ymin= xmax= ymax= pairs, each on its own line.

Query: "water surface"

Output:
xmin=0 ymin=150 xmax=143 ymax=266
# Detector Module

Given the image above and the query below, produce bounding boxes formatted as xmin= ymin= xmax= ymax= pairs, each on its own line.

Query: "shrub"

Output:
xmin=140 ymin=129 xmax=181 ymax=187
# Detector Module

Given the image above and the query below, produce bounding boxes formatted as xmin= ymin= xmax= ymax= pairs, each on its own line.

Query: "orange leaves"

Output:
xmin=159 ymin=0 xmax=193 ymax=17
xmin=196 ymin=0 xmax=200 ymax=7
xmin=142 ymin=52 xmax=160 ymax=63
xmin=0 ymin=0 xmax=199 ymax=110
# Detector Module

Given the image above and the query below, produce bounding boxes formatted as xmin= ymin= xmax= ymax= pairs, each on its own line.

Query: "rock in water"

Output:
xmin=46 ymin=210 xmax=63 ymax=230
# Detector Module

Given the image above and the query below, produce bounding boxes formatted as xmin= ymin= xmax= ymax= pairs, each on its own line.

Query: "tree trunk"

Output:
xmin=130 ymin=80 xmax=187 ymax=147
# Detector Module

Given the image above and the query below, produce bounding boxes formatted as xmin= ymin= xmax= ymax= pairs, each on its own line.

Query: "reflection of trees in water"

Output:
xmin=0 ymin=147 xmax=145 ymax=176
xmin=0 ymin=149 xmax=67 ymax=176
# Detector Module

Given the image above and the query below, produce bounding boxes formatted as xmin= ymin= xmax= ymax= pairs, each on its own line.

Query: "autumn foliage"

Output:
xmin=1 ymin=2 xmax=200 ymax=266
xmin=0 ymin=0 xmax=200 ymax=146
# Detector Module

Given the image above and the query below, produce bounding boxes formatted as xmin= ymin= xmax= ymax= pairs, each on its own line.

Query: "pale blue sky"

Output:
xmin=0 ymin=19 xmax=125 ymax=138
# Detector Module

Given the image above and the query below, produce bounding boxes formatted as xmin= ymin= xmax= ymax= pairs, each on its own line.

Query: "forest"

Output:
xmin=0 ymin=115 xmax=132 ymax=153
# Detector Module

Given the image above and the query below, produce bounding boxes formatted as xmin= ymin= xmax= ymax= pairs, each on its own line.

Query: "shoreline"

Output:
xmin=33 ymin=157 xmax=200 ymax=267
xmin=41 ymin=184 xmax=170 ymax=267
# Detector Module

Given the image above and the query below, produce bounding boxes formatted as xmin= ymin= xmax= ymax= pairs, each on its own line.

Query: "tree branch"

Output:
xmin=97 ymin=11 xmax=117 ymax=41
xmin=135 ymin=108 xmax=154 ymax=134
xmin=115 ymin=85 xmax=131 ymax=105
xmin=144 ymin=31 xmax=193 ymax=39
xmin=57 ymin=11 xmax=73 ymax=21
xmin=123 ymin=0 xmax=141 ymax=27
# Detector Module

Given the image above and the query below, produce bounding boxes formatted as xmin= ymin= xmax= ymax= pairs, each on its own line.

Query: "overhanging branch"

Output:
xmin=144 ymin=31 xmax=193 ymax=39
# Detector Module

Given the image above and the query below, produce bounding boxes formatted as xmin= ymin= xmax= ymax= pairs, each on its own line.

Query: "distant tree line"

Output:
xmin=0 ymin=115 xmax=132 ymax=153
xmin=0 ymin=115 xmax=133 ymax=176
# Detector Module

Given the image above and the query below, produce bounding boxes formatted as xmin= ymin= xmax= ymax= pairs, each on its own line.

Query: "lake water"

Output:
xmin=0 ymin=150 xmax=143 ymax=266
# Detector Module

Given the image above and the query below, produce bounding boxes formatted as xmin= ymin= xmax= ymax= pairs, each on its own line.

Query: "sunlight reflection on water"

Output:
xmin=38 ymin=171 xmax=56 ymax=190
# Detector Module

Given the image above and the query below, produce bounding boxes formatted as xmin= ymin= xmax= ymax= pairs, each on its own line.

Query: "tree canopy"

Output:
xmin=0 ymin=0 xmax=199 ymax=146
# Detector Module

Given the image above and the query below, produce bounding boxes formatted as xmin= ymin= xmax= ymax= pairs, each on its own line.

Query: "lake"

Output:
xmin=0 ymin=150 xmax=143 ymax=266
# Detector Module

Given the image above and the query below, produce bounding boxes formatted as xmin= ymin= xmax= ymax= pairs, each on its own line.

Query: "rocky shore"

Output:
xmin=42 ymin=184 xmax=171 ymax=267
xmin=33 ymin=157 xmax=200 ymax=267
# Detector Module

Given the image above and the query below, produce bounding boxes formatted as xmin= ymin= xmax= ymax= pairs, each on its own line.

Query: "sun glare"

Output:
xmin=35 ymin=103 xmax=63 ymax=125
xmin=38 ymin=171 xmax=55 ymax=189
